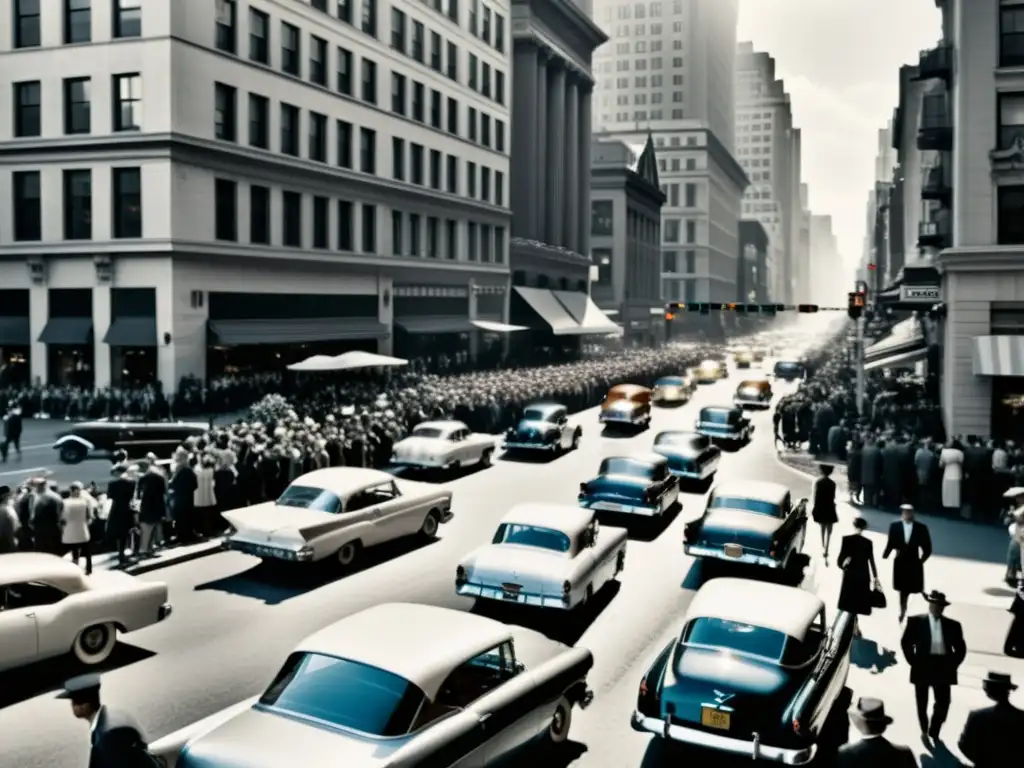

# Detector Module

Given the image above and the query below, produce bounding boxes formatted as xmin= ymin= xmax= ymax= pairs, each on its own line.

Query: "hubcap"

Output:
xmin=423 ymin=515 xmax=438 ymax=535
xmin=83 ymin=627 xmax=106 ymax=652
xmin=339 ymin=545 xmax=355 ymax=564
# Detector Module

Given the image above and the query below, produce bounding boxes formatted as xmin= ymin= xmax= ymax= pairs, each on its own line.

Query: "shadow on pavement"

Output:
xmin=600 ymin=425 xmax=648 ymax=439
xmin=540 ymin=740 xmax=587 ymax=766
xmin=920 ymin=740 xmax=967 ymax=768
xmin=597 ymin=504 xmax=681 ymax=543
xmin=850 ymin=636 xmax=898 ymax=674
xmin=387 ymin=463 xmax=491 ymax=483
xmin=681 ymin=558 xmax=809 ymax=592
xmin=194 ymin=537 xmax=438 ymax=605
xmin=497 ymin=450 xmax=561 ymax=464
xmin=475 ymin=581 xmax=622 ymax=646
xmin=0 ymin=643 xmax=155 ymax=710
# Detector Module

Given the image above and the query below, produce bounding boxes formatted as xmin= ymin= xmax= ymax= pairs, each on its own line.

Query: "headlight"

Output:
xmin=456 ymin=565 xmax=467 ymax=584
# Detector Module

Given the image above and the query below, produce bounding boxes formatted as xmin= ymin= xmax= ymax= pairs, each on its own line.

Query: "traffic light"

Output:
xmin=665 ymin=312 xmax=675 ymax=321
xmin=847 ymin=291 xmax=866 ymax=319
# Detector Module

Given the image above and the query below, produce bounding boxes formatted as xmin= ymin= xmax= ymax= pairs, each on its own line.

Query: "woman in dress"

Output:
xmin=812 ymin=465 xmax=839 ymax=564
xmin=939 ymin=438 xmax=964 ymax=515
xmin=838 ymin=516 xmax=880 ymax=637
xmin=60 ymin=481 xmax=93 ymax=575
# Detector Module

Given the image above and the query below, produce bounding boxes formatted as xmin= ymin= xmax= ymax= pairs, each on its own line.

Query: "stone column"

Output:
xmin=29 ymin=284 xmax=48 ymax=384
xmin=564 ymin=74 xmax=580 ymax=253
xmin=93 ymin=285 xmax=111 ymax=389
xmin=577 ymin=81 xmax=593 ymax=261
xmin=513 ymin=46 xmax=539 ymax=238
xmin=546 ymin=61 xmax=566 ymax=246
xmin=535 ymin=49 xmax=549 ymax=241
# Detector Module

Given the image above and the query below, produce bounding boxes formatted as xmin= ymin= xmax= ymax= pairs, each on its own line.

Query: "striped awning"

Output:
xmin=864 ymin=346 xmax=928 ymax=372
xmin=973 ymin=335 xmax=1024 ymax=376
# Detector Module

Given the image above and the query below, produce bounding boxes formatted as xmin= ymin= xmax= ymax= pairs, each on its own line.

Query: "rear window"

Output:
xmin=492 ymin=523 xmax=571 ymax=553
xmin=259 ymin=653 xmax=424 ymax=736
xmin=656 ymin=377 xmax=684 ymax=387
xmin=599 ymin=457 xmax=655 ymax=478
xmin=680 ymin=617 xmax=787 ymax=663
xmin=700 ymin=409 xmax=735 ymax=425
xmin=774 ymin=362 xmax=804 ymax=376
xmin=655 ymin=432 xmax=705 ymax=451
xmin=276 ymin=485 xmax=342 ymax=514
xmin=522 ymin=408 xmax=555 ymax=422
xmin=412 ymin=426 xmax=446 ymax=439
xmin=710 ymin=495 xmax=782 ymax=517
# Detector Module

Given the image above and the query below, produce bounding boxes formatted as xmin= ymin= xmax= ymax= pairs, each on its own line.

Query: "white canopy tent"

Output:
xmin=331 ymin=351 xmax=409 ymax=370
xmin=286 ymin=355 xmax=346 ymax=372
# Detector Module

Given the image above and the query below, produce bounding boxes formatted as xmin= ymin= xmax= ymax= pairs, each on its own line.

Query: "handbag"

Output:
xmin=870 ymin=585 xmax=887 ymax=609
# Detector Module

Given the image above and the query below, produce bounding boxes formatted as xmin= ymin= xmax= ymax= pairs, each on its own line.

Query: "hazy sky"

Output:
xmin=737 ymin=0 xmax=942 ymax=270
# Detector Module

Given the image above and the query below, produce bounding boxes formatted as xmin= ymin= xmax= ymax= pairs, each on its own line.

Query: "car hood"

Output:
xmin=464 ymin=544 xmax=571 ymax=592
xmin=393 ymin=436 xmax=447 ymax=454
xmin=512 ymin=420 xmax=558 ymax=436
xmin=223 ymin=502 xmax=337 ymax=541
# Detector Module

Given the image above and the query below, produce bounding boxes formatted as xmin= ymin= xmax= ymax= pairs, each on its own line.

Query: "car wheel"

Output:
xmin=73 ymin=622 xmax=117 ymax=666
xmin=545 ymin=696 xmax=573 ymax=745
xmin=480 ymin=449 xmax=493 ymax=467
xmin=572 ymin=430 xmax=581 ymax=450
xmin=59 ymin=443 xmax=88 ymax=464
xmin=419 ymin=510 xmax=441 ymax=539
xmin=336 ymin=541 xmax=361 ymax=569
xmin=615 ymin=549 xmax=626 ymax=575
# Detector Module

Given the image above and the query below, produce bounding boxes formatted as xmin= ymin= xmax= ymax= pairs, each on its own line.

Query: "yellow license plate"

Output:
xmin=724 ymin=543 xmax=743 ymax=558
xmin=701 ymin=707 xmax=731 ymax=730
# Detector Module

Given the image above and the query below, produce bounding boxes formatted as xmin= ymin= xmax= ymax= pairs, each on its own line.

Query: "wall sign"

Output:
xmin=900 ymin=285 xmax=940 ymax=303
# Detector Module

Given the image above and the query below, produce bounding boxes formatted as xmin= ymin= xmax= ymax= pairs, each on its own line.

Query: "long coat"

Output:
xmin=860 ymin=445 xmax=882 ymax=486
xmin=882 ymin=520 xmax=932 ymax=593
xmin=60 ymin=496 xmax=92 ymax=545
xmin=837 ymin=736 xmax=916 ymax=768
xmin=900 ymin=613 xmax=966 ymax=686
xmin=837 ymin=534 xmax=876 ymax=615
xmin=959 ymin=702 xmax=1024 ymax=767
xmin=89 ymin=706 xmax=154 ymax=768
xmin=106 ymin=477 xmax=137 ymax=537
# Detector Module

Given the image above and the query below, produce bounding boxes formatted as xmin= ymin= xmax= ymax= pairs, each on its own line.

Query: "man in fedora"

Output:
xmin=59 ymin=673 xmax=155 ymax=767
xmin=958 ymin=672 xmax=1022 ymax=766
xmin=900 ymin=589 xmax=967 ymax=740
xmin=882 ymin=503 xmax=933 ymax=622
xmin=837 ymin=697 xmax=916 ymax=766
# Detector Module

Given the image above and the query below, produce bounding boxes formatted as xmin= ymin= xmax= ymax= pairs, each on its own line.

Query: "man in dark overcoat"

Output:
xmin=882 ymin=503 xmax=933 ymax=622
xmin=860 ymin=438 xmax=882 ymax=508
xmin=836 ymin=697 xmax=915 ymax=768
xmin=59 ymin=674 xmax=155 ymax=768
xmin=958 ymin=672 xmax=1023 ymax=766
xmin=30 ymin=477 xmax=64 ymax=555
xmin=106 ymin=466 xmax=138 ymax=566
xmin=900 ymin=590 xmax=967 ymax=740
xmin=880 ymin=438 xmax=902 ymax=510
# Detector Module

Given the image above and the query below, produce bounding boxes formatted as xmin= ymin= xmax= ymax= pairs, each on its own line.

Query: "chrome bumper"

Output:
xmin=600 ymin=413 xmax=645 ymax=424
xmin=225 ymin=539 xmax=315 ymax=562
xmin=630 ymin=711 xmax=815 ymax=765
xmin=456 ymin=582 xmax=569 ymax=609
xmin=684 ymin=544 xmax=782 ymax=569
xmin=440 ymin=510 xmax=455 ymax=523
xmin=503 ymin=441 xmax=556 ymax=451
xmin=696 ymin=429 xmax=742 ymax=441
xmin=734 ymin=399 xmax=770 ymax=409
xmin=580 ymin=498 xmax=660 ymax=516
xmin=390 ymin=458 xmax=447 ymax=469
xmin=158 ymin=603 xmax=173 ymax=621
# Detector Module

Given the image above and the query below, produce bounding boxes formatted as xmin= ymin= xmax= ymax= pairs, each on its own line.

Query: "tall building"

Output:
xmin=797 ymin=182 xmax=811 ymax=302
xmin=735 ymin=42 xmax=799 ymax=303
xmin=0 ymin=0 xmax=513 ymax=390
xmin=809 ymin=214 xmax=838 ymax=304
xmin=591 ymin=0 xmax=739 ymax=150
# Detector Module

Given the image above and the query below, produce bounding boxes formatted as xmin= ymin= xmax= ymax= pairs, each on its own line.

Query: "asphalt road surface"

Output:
xmin=1 ymin=323 xmax=1020 ymax=768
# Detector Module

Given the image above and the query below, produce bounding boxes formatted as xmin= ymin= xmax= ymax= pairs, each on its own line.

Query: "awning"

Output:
xmin=394 ymin=316 xmax=477 ymax=334
xmin=513 ymin=287 xmax=580 ymax=334
xmin=471 ymin=320 xmax=529 ymax=333
xmin=864 ymin=347 xmax=929 ymax=372
xmin=0 ymin=316 xmax=30 ymax=345
xmin=864 ymin=317 xmax=927 ymax=362
xmin=208 ymin=317 xmax=389 ymax=345
xmin=38 ymin=317 xmax=93 ymax=345
xmin=973 ymin=335 xmax=1024 ymax=376
xmin=550 ymin=290 xmax=623 ymax=335
xmin=103 ymin=316 xmax=157 ymax=347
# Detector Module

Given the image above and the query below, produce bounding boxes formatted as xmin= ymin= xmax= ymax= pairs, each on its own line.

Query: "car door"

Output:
xmin=0 ymin=585 xmax=40 ymax=671
xmin=372 ymin=480 xmax=424 ymax=539
xmin=342 ymin=491 xmax=388 ymax=547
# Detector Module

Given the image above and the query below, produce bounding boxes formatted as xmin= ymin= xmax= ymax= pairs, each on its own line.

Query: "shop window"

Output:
xmin=998 ymin=185 xmax=1024 ymax=245
xmin=591 ymin=201 xmax=614 ymax=236
xmin=594 ymin=248 xmax=613 ymax=286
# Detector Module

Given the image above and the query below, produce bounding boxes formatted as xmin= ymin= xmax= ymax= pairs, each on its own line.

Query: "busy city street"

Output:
xmin=0 ymin=317 xmax=1018 ymax=768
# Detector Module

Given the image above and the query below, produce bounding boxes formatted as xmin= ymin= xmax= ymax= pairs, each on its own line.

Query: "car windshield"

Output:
xmin=412 ymin=426 xmax=446 ymax=439
xmin=492 ymin=523 xmax=571 ymax=553
xmin=655 ymin=432 xmax=700 ymax=450
xmin=775 ymin=362 xmax=804 ymax=376
xmin=276 ymin=485 xmax=342 ymax=514
xmin=680 ymin=617 xmax=787 ymax=663
xmin=710 ymin=495 xmax=782 ymax=517
xmin=259 ymin=653 xmax=425 ymax=736
xmin=656 ymin=377 xmax=684 ymax=387
xmin=522 ymin=408 xmax=554 ymax=422
xmin=599 ymin=457 xmax=655 ymax=478
xmin=700 ymin=410 xmax=735 ymax=425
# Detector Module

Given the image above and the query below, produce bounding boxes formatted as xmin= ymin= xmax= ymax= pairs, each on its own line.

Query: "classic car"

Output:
xmin=684 ymin=480 xmax=809 ymax=570
xmin=503 ymin=402 xmax=582 ymax=454
xmin=651 ymin=431 xmax=721 ymax=483
xmin=599 ymin=384 xmax=653 ymax=429
xmin=732 ymin=348 xmax=754 ymax=368
xmin=0 ymin=553 xmax=171 ymax=672
xmin=221 ymin=467 xmax=453 ymax=569
xmin=651 ymin=376 xmax=693 ymax=406
xmin=773 ymin=360 xmax=807 ymax=382
xmin=150 ymin=603 xmax=596 ymax=768
xmin=631 ymin=578 xmax=854 ymax=764
xmin=579 ymin=453 xmax=680 ymax=517
xmin=750 ymin=347 xmax=767 ymax=363
xmin=694 ymin=405 xmax=752 ymax=446
xmin=734 ymin=379 xmax=773 ymax=410
xmin=456 ymin=504 xmax=627 ymax=610
xmin=693 ymin=359 xmax=727 ymax=384
xmin=53 ymin=419 xmax=209 ymax=464
xmin=390 ymin=420 xmax=496 ymax=471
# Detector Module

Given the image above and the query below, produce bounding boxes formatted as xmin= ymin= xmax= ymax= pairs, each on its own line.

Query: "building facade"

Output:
xmin=796 ymin=182 xmax=811 ymax=302
xmin=809 ymin=214 xmax=839 ymax=306
xmin=0 ymin=0 xmax=513 ymax=390
xmin=589 ymin=136 xmax=665 ymax=343
xmin=738 ymin=218 xmax=768 ymax=303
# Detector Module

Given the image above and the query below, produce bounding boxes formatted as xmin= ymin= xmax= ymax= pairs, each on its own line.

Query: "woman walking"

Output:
xmin=61 ymin=481 xmax=93 ymax=575
xmin=939 ymin=438 xmax=964 ymax=516
xmin=838 ymin=515 xmax=880 ymax=637
xmin=194 ymin=455 xmax=217 ymax=538
xmin=812 ymin=465 xmax=839 ymax=564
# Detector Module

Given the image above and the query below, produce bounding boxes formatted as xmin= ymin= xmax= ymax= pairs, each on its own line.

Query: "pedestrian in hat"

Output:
xmin=106 ymin=465 xmax=139 ymax=567
xmin=882 ymin=503 xmax=933 ymax=622
xmin=957 ymin=672 xmax=1022 ymax=767
xmin=900 ymin=589 xmax=967 ymax=740
xmin=59 ymin=673 xmax=155 ymax=768
xmin=836 ymin=697 xmax=915 ymax=767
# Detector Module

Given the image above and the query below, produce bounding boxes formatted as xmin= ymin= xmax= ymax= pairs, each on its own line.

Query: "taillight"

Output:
xmin=455 ymin=565 xmax=467 ymax=584
xmin=562 ymin=580 xmax=572 ymax=595
xmin=792 ymin=718 xmax=800 ymax=734
xmin=639 ymin=679 xmax=648 ymax=696
xmin=579 ymin=482 xmax=588 ymax=494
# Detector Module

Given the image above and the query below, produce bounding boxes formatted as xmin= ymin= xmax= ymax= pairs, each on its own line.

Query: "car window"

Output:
xmin=656 ymin=377 xmax=684 ymax=387
xmin=435 ymin=643 xmax=514 ymax=710
xmin=782 ymin=613 xmax=824 ymax=666
xmin=2 ymin=582 xmax=69 ymax=610
xmin=700 ymin=410 xmax=733 ymax=425
xmin=412 ymin=426 xmax=445 ymax=439
xmin=654 ymin=432 xmax=703 ymax=451
xmin=363 ymin=482 xmax=400 ymax=504
xmin=652 ymin=463 xmax=667 ymax=481
xmin=680 ymin=617 xmax=787 ymax=663
xmin=522 ymin=408 xmax=553 ymax=422
xmin=345 ymin=492 xmax=378 ymax=512
xmin=260 ymin=652 xmax=424 ymax=736
xmin=709 ymin=495 xmax=782 ymax=517
xmin=276 ymin=485 xmax=342 ymax=514
xmin=598 ymin=457 xmax=655 ymax=479
xmin=492 ymin=523 xmax=571 ymax=553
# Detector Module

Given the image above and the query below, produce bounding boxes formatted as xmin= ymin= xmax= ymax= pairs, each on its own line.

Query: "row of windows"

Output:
xmin=661 ymin=249 xmax=697 ymax=274
xmin=738 ymin=112 xmax=774 ymax=121
xmin=12 ymin=74 xmax=141 ymax=137
xmin=607 ymin=38 xmax=678 ymax=56
xmin=604 ymin=55 xmax=686 ymax=73
xmin=657 ymin=156 xmax=697 ymax=173
xmin=603 ymin=1 xmax=687 ymax=22
xmin=602 ymin=108 xmax=685 ymax=123
xmin=12 ymin=0 xmax=141 ymax=48
xmin=212 ymin=177 xmax=506 ymax=261
xmin=213 ymin=85 xmax=504 ymax=206
xmin=10 ymin=167 xmax=141 ymax=242
xmin=606 ymin=91 xmax=684 ymax=106
xmin=664 ymin=219 xmax=697 ymax=244
xmin=737 ymin=123 xmax=772 ymax=133
xmin=607 ymin=20 xmax=687 ymax=39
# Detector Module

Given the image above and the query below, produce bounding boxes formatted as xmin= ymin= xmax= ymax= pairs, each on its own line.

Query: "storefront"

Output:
xmin=39 ymin=288 xmax=94 ymax=387
xmin=509 ymin=286 xmax=621 ymax=363
xmin=973 ymin=322 xmax=1024 ymax=441
xmin=876 ymin=264 xmax=942 ymax=310
xmin=863 ymin=315 xmax=929 ymax=373
xmin=392 ymin=288 xmax=474 ymax=361
xmin=0 ymin=289 xmax=30 ymax=387
xmin=104 ymin=287 xmax=158 ymax=388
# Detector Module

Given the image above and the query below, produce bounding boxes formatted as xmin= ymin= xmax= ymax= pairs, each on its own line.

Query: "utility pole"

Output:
xmin=854 ymin=280 xmax=869 ymax=418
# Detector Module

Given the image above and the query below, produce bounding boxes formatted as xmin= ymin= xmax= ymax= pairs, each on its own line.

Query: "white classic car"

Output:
xmin=0 ymin=553 xmax=171 ymax=672
xmin=222 ymin=468 xmax=453 ymax=569
xmin=390 ymin=420 xmax=497 ymax=471
xmin=150 ymin=603 xmax=596 ymax=768
xmin=456 ymin=504 xmax=628 ymax=610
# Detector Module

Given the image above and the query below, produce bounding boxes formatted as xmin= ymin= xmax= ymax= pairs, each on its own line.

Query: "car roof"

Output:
xmin=0 ymin=552 xmax=86 ymax=587
xmin=499 ymin=503 xmax=593 ymax=535
xmin=686 ymin=578 xmax=824 ymax=641
xmin=415 ymin=420 xmax=466 ymax=432
xmin=292 ymin=467 xmax=397 ymax=496
xmin=522 ymin=402 xmax=565 ymax=416
xmin=608 ymin=383 xmax=649 ymax=395
xmin=711 ymin=480 xmax=789 ymax=504
xmin=602 ymin=452 xmax=667 ymax=467
xmin=700 ymin=404 xmax=740 ymax=414
xmin=296 ymin=603 xmax=512 ymax=701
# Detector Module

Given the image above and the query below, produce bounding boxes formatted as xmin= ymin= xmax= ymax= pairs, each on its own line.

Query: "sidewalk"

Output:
xmin=77 ymin=537 xmax=226 ymax=575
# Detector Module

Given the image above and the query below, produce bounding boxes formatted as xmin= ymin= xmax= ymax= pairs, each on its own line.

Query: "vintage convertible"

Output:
xmin=651 ymin=431 xmax=721 ymax=483
xmin=456 ymin=504 xmax=627 ymax=611
xmin=684 ymin=480 xmax=809 ymax=571
xmin=651 ymin=375 xmax=693 ymax=406
xmin=0 ymin=553 xmax=171 ymax=672
xmin=631 ymin=578 xmax=854 ymax=764
xmin=693 ymin=359 xmax=727 ymax=384
xmin=150 ymin=603 xmax=596 ymax=768
xmin=734 ymin=379 xmax=773 ymax=410
xmin=222 ymin=467 xmax=453 ymax=569
xmin=579 ymin=453 xmax=680 ymax=517
xmin=390 ymin=420 xmax=496 ymax=471
xmin=694 ymin=405 xmax=752 ymax=446
xmin=503 ymin=402 xmax=582 ymax=455
xmin=599 ymin=383 xmax=652 ymax=429
xmin=53 ymin=419 xmax=208 ymax=464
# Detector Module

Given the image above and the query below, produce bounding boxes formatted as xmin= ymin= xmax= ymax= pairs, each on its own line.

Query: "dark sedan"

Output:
xmin=651 ymin=431 xmax=721 ymax=483
xmin=502 ymin=402 xmax=581 ymax=455
xmin=773 ymin=361 xmax=806 ymax=382
xmin=694 ymin=406 xmax=751 ymax=446
xmin=53 ymin=420 xmax=209 ymax=464
xmin=579 ymin=454 xmax=680 ymax=517
xmin=632 ymin=578 xmax=854 ymax=764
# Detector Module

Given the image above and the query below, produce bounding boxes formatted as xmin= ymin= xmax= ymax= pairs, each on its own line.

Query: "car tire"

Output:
xmin=419 ymin=510 xmax=441 ymax=539
xmin=73 ymin=622 xmax=117 ymax=666
xmin=59 ymin=443 xmax=88 ymax=464
xmin=572 ymin=430 xmax=581 ymax=450
xmin=480 ymin=449 xmax=493 ymax=467
xmin=545 ymin=696 xmax=573 ymax=745
xmin=615 ymin=549 xmax=626 ymax=575
xmin=336 ymin=541 xmax=361 ymax=569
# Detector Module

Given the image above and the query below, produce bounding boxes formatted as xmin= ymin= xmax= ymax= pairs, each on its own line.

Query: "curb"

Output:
xmin=109 ymin=539 xmax=226 ymax=575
